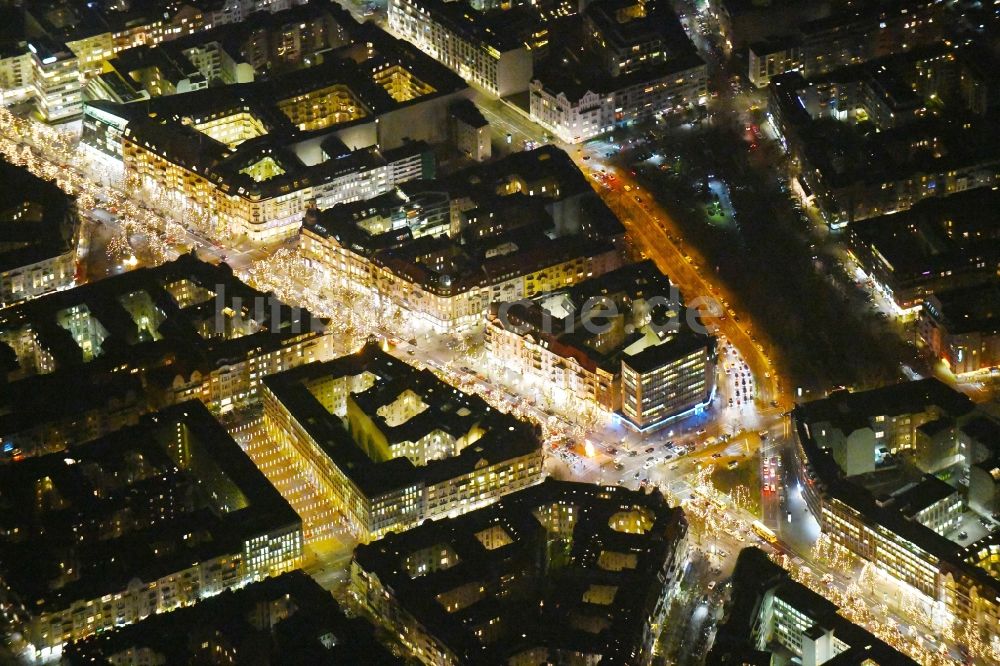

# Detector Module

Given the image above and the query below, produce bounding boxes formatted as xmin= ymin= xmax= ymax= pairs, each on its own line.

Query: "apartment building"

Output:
xmin=769 ymin=50 xmax=1000 ymax=228
xmin=528 ymin=0 xmax=706 ymax=143
xmin=746 ymin=0 xmax=945 ymax=87
xmin=792 ymin=381 xmax=1000 ymax=638
xmin=847 ymin=188 xmax=1000 ymax=312
xmin=0 ymin=0 xmax=326 ymax=121
xmin=1 ymin=402 xmax=303 ymax=657
xmin=920 ymin=283 xmax=1000 ymax=376
xmin=485 ymin=261 xmax=716 ymax=427
xmin=0 ymin=253 xmax=333 ymax=458
xmin=388 ymin=0 xmax=534 ymax=96
xmin=709 ymin=547 xmax=918 ymax=665
xmin=352 ymin=479 xmax=689 ymax=665
xmin=301 ymin=147 xmax=627 ymax=332
xmin=63 ymin=572 xmax=399 ymax=664
xmin=0 ymin=159 xmax=79 ymax=306
xmin=262 ymin=342 xmax=544 ymax=542
xmin=84 ymin=30 xmax=466 ymax=241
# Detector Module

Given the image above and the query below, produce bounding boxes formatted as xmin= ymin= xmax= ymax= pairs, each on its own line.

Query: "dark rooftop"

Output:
xmin=306 ymin=146 xmax=624 ymax=297
xmin=795 ymin=378 xmax=974 ymax=436
xmin=0 ymin=253 xmax=326 ymax=447
xmin=353 ymin=478 xmax=687 ymax=664
xmin=848 ymin=188 xmax=1000 ymax=283
xmin=708 ymin=547 xmax=918 ymax=666
xmin=0 ymin=401 xmax=300 ymax=616
xmin=0 ymin=159 xmax=78 ymax=279
xmin=927 ymin=281 xmax=1000 ymax=336
xmin=261 ymin=341 xmax=541 ymax=498
xmin=63 ymin=571 xmax=400 ymax=665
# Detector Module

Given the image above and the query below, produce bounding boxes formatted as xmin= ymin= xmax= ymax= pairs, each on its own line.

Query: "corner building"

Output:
xmin=262 ymin=341 xmax=544 ymax=542
xmin=351 ymin=479 xmax=688 ymax=665
xmin=0 ymin=402 xmax=303 ymax=658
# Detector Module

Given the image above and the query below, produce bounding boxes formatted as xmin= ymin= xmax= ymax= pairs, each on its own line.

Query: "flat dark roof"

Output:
xmin=795 ymin=378 xmax=974 ymax=435
xmin=929 ymin=282 xmax=1000 ymax=336
xmin=849 ymin=188 xmax=1000 ymax=281
xmin=0 ymin=158 xmax=77 ymax=274
xmin=622 ymin=330 xmax=714 ymax=374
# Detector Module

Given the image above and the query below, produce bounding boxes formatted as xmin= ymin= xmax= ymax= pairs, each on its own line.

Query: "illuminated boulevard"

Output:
xmin=0 ymin=40 xmax=982 ymax=666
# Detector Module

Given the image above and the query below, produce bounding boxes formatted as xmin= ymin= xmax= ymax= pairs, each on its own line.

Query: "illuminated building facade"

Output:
xmin=84 ymin=27 xmax=467 ymax=241
xmin=0 ymin=253 xmax=333 ymax=458
xmin=84 ymin=1 xmax=359 ymax=105
xmin=485 ymin=261 xmax=716 ymax=425
xmin=262 ymin=342 xmax=544 ymax=542
xmin=528 ymin=0 xmax=706 ymax=143
xmin=0 ymin=159 xmax=80 ymax=307
xmin=26 ymin=39 xmax=83 ymax=122
xmin=84 ymin=44 xmax=209 ymax=104
xmin=388 ymin=0 xmax=534 ymax=96
xmin=847 ymin=188 xmax=1000 ymax=313
xmin=709 ymin=547 xmax=918 ymax=665
xmin=0 ymin=402 xmax=303 ymax=658
xmin=920 ymin=283 xmax=1000 ymax=376
xmin=768 ymin=46 xmax=1000 ymax=229
xmin=792 ymin=380 xmax=1000 ymax=638
xmin=744 ymin=0 xmax=944 ymax=87
xmin=620 ymin=333 xmax=715 ymax=430
xmin=529 ymin=56 xmax=706 ymax=143
xmin=0 ymin=51 xmax=34 ymax=108
xmin=62 ymin=572 xmax=398 ymax=664
xmin=302 ymin=146 xmax=626 ymax=332
xmin=351 ymin=479 xmax=688 ymax=665
xmin=0 ymin=0 xmax=325 ymax=122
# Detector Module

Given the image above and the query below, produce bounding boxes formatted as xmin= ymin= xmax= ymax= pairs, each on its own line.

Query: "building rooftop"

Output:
xmin=449 ymin=99 xmax=489 ymax=129
xmin=261 ymin=341 xmax=541 ymax=498
xmin=883 ymin=473 xmax=959 ymax=518
xmin=771 ymin=43 xmax=1000 ymax=188
xmin=490 ymin=260 xmax=711 ymax=375
xmin=794 ymin=383 xmax=1000 ymax=614
xmin=622 ymin=329 xmax=714 ymax=374
xmin=961 ymin=415 xmax=1000 ymax=454
xmin=708 ymin=547 xmax=918 ymax=665
xmin=0 ymin=368 xmax=145 ymax=454
xmin=719 ymin=0 xmax=826 ymax=19
xmin=306 ymin=146 xmax=624 ymax=297
xmin=809 ymin=113 xmax=1000 ymax=189
xmin=353 ymin=478 xmax=687 ymax=664
xmin=391 ymin=0 xmax=526 ymax=53
xmin=0 ymin=401 xmax=300 ymax=616
xmin=583 ymin=0 xmax=692 ymax=59
xmin=795 ymin=378 xmax=974 ymax=436
xmin=848 ymin=188 xmax=1000 ymax=283
xmin=0 ymin=159 xmax=78 ymax=277
xmin=927 ymin=281 xmax=1000 ymax=336
xmin=530 ymin=5 xmax=703 ymax=103
xmin=0 ymin=253 xmax=325 ymax=420
xmin=62 ymin=571 xmax=400 ymax=665
xmin=533 ymin=38 xmax=704 ymax=103
xmin=96 ymin=23 xmax=464 ymax=199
